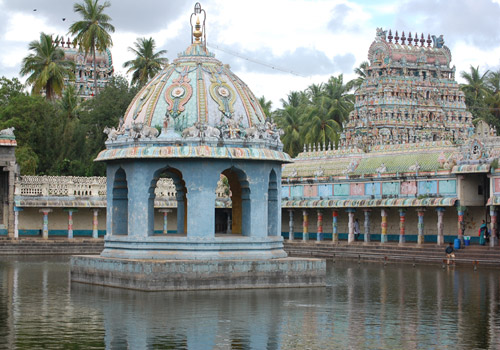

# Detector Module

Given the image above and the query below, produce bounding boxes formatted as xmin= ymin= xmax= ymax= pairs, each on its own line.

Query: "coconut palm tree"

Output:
xmin=69 ymin=0 xmax=115 ymax=96
xmin=348 ymin=61 xmax=370 ymax=91
xmin=20 ymin=32 xmax=75 ymax=100
xmin=275 ymin=100 xmax=304 ymax=157
xmin=123 ymin=37 xmax=168 ymax=87
xmin=258 ymin=96 xmax=273 ymax=120
xmin=322 ymin=74 xmax=354 ymax=126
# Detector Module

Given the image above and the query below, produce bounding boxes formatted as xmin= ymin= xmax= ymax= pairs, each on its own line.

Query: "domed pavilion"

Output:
xmin=71 ymin=3 xmax=325 ymax=290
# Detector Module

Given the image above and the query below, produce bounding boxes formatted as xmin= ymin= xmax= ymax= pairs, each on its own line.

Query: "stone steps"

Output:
xmin=284 ymin=241 xmax=500 ymax=267
xmin=0 ymin=239 xmax=104 ymax=255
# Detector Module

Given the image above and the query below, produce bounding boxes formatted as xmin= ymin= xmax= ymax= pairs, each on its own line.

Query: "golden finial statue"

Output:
xmin=193 ymin=17 xmax=202 ymax=43
xmin=190 ymin=3 xmax=206 ymax=46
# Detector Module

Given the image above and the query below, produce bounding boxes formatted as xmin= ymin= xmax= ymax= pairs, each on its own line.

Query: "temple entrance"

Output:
xmin=152 ymin=167 xmax=187 ymax=235
xmin=217 ymin=168 xmax=250 ymax=236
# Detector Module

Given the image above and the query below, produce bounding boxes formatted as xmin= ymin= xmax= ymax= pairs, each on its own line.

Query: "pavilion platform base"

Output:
xmin=70 ymin=256 xmax=326 ymax=291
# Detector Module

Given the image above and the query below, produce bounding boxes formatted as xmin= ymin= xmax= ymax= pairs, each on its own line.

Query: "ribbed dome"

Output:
xmin=122 ymin=43 xmax=267 ymax=133
xmin=96 ymin=42 xmax=289 ymax=162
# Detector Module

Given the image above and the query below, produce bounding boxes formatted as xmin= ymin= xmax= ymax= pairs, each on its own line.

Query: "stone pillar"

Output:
xmin=490 ymin=207 xmax=498 ymax=247
xmin=316 ymin=210 xmax=323 ymax=241
xmin=457 ymin=206 xmax=466 ymax=245
xmin=288 ymin=209 xmax=294 ymax=241
xmin=416 ymin=209 xmax=425 ymax=245
xmin=176 ymin=191 xmax=185 ymax=235
xmin=14 ymin=207 xmax=22 ymax=239
xmin=436 ymin=207 xmax=445 ymax=245
xmin=399 ymin=208 xmax=406 ymax=244
xmin=347 ymin=208 xmax=355 ymax=243
xmin=380 ymin=208 xmax=388 ymax=243
xmin=226 ymin=210 xmax=232 ymax=234
xmin=302 ymin=209 xmax=309 ymax=241
xmin=158 ymin=209 xmax=172 ymax=235
xmin=39 ymin=209 xmax=52 ymax=240
xmin=64 ymin=209 xmax=77 ymax=239
xmin=92 ymin=209 xmax=100 ymax=238
xmin=332 ymin=210 xmax=338 ymax=244
xmin=363 ymin=209 xmax=371 ymax=243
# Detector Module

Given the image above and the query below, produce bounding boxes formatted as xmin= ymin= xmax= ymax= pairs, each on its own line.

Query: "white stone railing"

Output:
xmin=15 ymin=175 xmax=229 ymax=199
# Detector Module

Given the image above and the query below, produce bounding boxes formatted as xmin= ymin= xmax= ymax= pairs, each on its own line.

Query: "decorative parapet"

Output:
xmin=15 ymin=175 xmax=229 ymax=201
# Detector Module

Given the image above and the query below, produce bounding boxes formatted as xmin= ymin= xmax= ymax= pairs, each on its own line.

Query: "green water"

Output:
xmin=0 ymin=256 xmax=498 ymax=349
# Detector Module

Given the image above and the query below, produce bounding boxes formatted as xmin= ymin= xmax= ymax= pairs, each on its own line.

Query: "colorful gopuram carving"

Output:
xmin=342 ymin=29 xmax=473 ymax=150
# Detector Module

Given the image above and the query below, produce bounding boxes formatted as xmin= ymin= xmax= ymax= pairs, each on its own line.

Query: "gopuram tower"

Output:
xmin=342 ymin=29 xmax=474 ymax=150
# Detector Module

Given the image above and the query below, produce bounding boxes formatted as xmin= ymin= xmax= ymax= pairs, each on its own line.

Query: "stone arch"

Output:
xmin=222 ymin=167 xmax=250 ymax=236
xmin=151 ymin=166 xmax=187 ymax=235
xmin=112 ymin=167 xmax=128 ymax=235
xmin=268 ymin=169 xmax=279 ymax=236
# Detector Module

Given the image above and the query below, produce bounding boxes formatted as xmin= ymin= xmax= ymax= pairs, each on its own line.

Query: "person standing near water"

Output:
xmin=445 ymin=242 xmax=455 ymax=265
xmin=479 ymin=220 xmax=488 ymax=246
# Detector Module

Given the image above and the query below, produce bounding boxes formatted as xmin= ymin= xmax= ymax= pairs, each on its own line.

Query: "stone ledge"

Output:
xmin=70 ymin=256 xmax=326 ymax=291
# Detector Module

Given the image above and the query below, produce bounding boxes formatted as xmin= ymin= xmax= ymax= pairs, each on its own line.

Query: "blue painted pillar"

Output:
xmin=126 ymin=165 xmax=155 ymax=238
xmin=64 ymin=208 xmax=78 ymax=239
xmin=176 ymin=189 xmax=185 ymax=234
xmin=490 ymin=207 xmax=497 ymax=247
xmin=332 ymin=209 xmax=338 ymax=243
xmin=183 ymin=165 xmax=220 ymax=238
xmin=248 ymin=179 xmax=268 ymax=238
xmin=416 ymin=208 xmax=425 ymax=245
xmin=39 ymin=208 xmax=52 ymax=240
xmin=316 ymin=210 xmax=323 ymax=241
xmin=399 ymin=208 xmax=406 ymax=244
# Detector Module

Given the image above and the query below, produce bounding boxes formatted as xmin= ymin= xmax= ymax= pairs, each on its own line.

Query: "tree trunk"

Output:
xmin=93 ymin=46 xmax=98 ymax=96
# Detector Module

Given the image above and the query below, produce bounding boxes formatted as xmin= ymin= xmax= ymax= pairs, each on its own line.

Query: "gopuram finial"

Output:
xmin=190 ymin=2 xmax=206 ymax=47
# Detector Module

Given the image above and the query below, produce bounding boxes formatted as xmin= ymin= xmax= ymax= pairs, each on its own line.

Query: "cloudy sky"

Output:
xmin=1 ymin=0 xmax=500 ymax=108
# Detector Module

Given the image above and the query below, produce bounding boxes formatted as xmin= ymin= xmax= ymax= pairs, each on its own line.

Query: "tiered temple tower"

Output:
xmin=342 ymin=29 xmax=474 ymax=150
xmin=55 ymin=37 xmax=114 ymax=99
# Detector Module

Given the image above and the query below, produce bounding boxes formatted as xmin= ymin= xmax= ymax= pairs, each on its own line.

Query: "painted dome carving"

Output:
xmin=97 ymin=5 xmax=288 ymax=163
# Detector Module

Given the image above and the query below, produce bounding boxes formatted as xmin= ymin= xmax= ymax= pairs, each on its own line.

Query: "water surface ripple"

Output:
xmin=0 ymin=256 xmax=499 ymax=349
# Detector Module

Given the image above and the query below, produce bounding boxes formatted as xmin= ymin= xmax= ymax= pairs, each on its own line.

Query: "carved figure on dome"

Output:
xmin=376 ymin=163 xmax=387 ymax=175
xmin=313 ymin=167 xmax=324 ymax=177
xmin=289 ymin=168 xmax=298 ymax=177
xmin=346 ymin=158 xmax=359 ymax=173
xmin=375 ymin=28 xmax=387 ymax=42
xmin=431 ymin=35 xmax=445 ymax=48
xmin=408 ymin=161 xmax=421 ymax=172
xmin=182 ymin=123 xmax=201 ymax=138
xmin=103 ymin=126 xmax=121 ymax=141
xmin=0 ymin=127 xmax=15 ymax=136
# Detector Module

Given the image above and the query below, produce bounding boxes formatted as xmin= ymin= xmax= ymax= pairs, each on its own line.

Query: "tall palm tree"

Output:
xmin=258 ymin=96 xmax=273 ymax=120
xmin=275 ymin=97 xmax=304 ymax=157
xmin=123 ymin=37 xmax=168 ymax=87
xmin=20 ymin=32 xmax=75 ymax=100
xmin=69 ymin=0 xmax=115 ymax=96
xmin=348 ymin=61 xmax=369 ymax=91
xmin=487 ymin=70 xmax=500 ymax=94
xmin=322 ymin=74 xmax=354 ymax=126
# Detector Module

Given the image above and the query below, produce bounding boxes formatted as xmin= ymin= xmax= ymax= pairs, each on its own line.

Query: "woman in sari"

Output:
xmin=479 ymin=220 xmax=487 ymax=245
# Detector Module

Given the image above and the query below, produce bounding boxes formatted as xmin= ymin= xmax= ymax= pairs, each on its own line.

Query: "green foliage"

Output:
xmin=19 ymin=33 xmax=75 ymax=100
xmin=69 ymin=0 xmax=115 ymax=96
xmin=0 ymin=75 xmax=136 ymax=176
xmin=123 ymin=37 xmax=168 ymax=88
xmin=274 ymin=74 xmax=354 ymax=157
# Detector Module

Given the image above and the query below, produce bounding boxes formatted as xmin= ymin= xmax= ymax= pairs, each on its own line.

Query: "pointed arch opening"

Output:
xmin=151 ymin=167 xmax=187 ymax=236
xmin=216 ymin=167 xmax=250 ymax=236
xmin=112 ymin=168 xmax=128 ymax=235
xmin=268 ymin=169 xmax=279 ymax=236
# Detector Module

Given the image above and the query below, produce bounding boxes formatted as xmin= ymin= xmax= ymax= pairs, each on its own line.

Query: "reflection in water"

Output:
xmin=0 ymin=257 xmax=500 ymax=349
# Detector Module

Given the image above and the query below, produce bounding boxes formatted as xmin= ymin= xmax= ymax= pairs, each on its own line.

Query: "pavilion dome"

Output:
xmin=96 ymin=16 xmax=289 ymax=163
xmin=121 ymin=43 xmax=267 ymax=133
